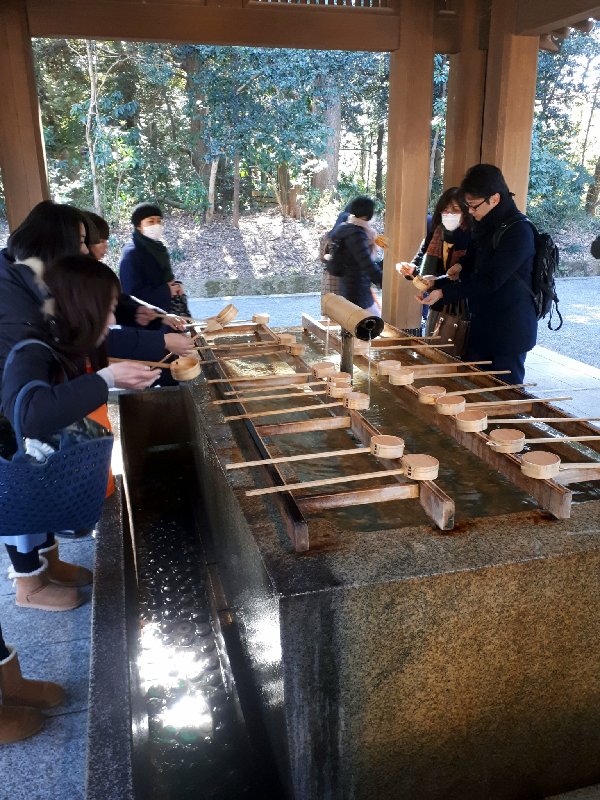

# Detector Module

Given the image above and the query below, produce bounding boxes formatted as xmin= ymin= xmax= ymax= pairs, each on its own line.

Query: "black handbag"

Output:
xmin=431 ymin=301 xmax=470 ymax=358
xmin=0 ymin=339 xmax=114 ymax=536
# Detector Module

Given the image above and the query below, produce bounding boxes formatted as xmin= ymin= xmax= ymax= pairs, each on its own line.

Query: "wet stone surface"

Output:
xmin=132 ymin=487 xmax=267 ymax=799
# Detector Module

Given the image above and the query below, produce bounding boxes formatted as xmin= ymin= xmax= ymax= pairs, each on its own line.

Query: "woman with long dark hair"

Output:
xmin=0 ymin=204 xmax=159 ymax=611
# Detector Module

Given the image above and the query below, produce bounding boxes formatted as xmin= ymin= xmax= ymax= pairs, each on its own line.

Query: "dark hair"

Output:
xmin=83 ymin=210 xmax=110 ymax=242
xmin=7 ymin=201 xmax=86 ymax=265
xmin=349 ymin=196 xmax=375 ymax=221
xmin=44 ymin=256 xmax=120 ymax=356
xmin=460 ymin=164 xmax=510 ymax=200
xmin=431 ymin=187 xmax=467 ymax=231
xmin=131 ymin=203 xmax=162 ymax=227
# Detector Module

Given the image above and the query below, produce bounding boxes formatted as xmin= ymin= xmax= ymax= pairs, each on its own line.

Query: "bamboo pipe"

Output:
xmin=223 ymin=381 xmax=324 ymax=396
xmin=223 ymin=401 xmax=343 ymax=421
xmin=246 ymin=467 xmax=407 ymax=497
xmin=212 ymin=389 xmax=327 ymax=405
xmin=487 ymin=417 xmax=600 ymax=425
xmin=226 ymin=446 xmax=370 ymax=470
xmin=206 ymin=372 xmax=312 ymax=384
xmin=469 ymin=396 xmax=572 ymax=408
xmin=442 ymin=382 xmax=536 ymax=397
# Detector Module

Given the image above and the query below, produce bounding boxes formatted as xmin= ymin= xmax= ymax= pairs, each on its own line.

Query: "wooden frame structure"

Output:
xmin=302 ymin=313 xmax=600 ymax=519
xmin=194 ymin=319 xmax=455 ymax=551
xmin=1 ymin=0 xmax=599 ymax=328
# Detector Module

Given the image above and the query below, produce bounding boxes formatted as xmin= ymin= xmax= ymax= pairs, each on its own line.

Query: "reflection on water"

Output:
xmin=212 ymin=330 xmax=599 ymax=530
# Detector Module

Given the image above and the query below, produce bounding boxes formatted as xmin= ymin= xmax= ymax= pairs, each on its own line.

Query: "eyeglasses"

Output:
xmin=466 ymin=197 xmax=489 ymax=212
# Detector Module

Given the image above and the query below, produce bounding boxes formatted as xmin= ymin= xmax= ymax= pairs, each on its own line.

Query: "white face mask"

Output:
xmin=142 ymin=223 xmax=164 ymax=241
xmin=441 ymin=213 xmax=462 ymax=232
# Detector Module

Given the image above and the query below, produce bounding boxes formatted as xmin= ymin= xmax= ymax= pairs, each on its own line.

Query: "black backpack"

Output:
xmin=325 ymin=236 xmax=346 ymax=277
xmin=492 ymin=214 xmax=563 ymax=331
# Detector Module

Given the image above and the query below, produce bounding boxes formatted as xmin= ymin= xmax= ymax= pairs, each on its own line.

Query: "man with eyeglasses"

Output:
xmin=417 ymin=163 xmax=536 ymax=384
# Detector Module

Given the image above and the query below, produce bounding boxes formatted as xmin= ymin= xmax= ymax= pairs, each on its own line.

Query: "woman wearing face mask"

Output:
xmin=118 ymin=203 xmax=177 ymax=315
xmin=397 ymin=187 xmax=470 ymax=335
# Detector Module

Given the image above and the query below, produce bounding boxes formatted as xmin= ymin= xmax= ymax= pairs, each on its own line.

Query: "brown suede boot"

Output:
xmin=0 ymin=704 xmax=44 ymax=744
xmin=38 ymin=542 xmax=93 ymax=588
xmin=0 ymin=647 xmax=65 ymax=709
xmin=13 ymin=559 xmax=84 ymax=612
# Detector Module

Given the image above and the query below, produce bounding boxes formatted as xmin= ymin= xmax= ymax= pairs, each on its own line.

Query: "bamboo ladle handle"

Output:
xmin=109 ymin=357 xmax=174 ymax=369
xmin=223 ymin=381 xmax=324 ymax=396
xmin=206 ymin=372 xmax=312 ymax=384
xmin=444 ymin=382 xmax=536 ymax=397
xmin=412 ymin=369 xmax=511 ymax=381
xmin=515 ymin=435 xmax=600 ymax=445
xmin=487 ymin=417 xmax=600 ymax=424
xmin=227 ymin=446 xmax=369 ymax=469
xmin=246 ymin=467 xmax=407 ymax=497
xmin=469 ymin=396 xmax=572 ymax=408
xmin=224 ymin=401 xmax=343 ymax=421
xmin=213 ymin=389 xmax=327 ymax=405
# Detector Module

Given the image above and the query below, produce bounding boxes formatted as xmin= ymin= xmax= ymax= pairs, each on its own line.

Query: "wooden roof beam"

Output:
xmin=516 ymin=0 xmax=600 ymax=35
xmin=26 ymin=0 xmax=400 ymax=52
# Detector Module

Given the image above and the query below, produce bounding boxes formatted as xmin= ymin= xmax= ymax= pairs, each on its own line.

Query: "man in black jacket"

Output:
xmin=330 ymin=196 xmax=382 ymax=313
xmin=419 ymin=164 xmax=536 ymax=384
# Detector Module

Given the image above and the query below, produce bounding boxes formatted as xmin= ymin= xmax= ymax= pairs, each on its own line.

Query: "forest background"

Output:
xmin=0 ymin=31 xmax=599 ymax=296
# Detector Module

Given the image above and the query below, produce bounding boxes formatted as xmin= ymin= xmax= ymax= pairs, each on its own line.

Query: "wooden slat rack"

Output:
xmin=195 ymin=321 xmax=455 ymax=551
xmin=302 ymin=313 xmax=600 ymax=519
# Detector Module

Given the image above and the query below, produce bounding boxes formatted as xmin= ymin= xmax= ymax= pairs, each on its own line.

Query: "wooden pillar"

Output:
xmin=0 ymin=0 xmax=49 ymax=231
xmin=443 ymin=0 xmax=487 ymax=189
xmin=480 ymin=0 xmax=539 ymax=209
xmin=382 ymin=0 xmax=435 ymax=330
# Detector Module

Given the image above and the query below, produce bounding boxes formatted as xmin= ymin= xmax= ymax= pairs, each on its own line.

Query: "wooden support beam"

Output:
xmin=297 ymin=483 xmax=419 ymax=513
xmin=516 ymin=0 xmax=600 ymax=35
xmin=443 ymin=0 xmax=487 ymax=188
xmin=26 ymin=0 xmax=400 ymax=52
xmin=382 ymin=0 xmax=434 ymax=330
xmin=480 ymin=0 xmax=539 ymax=209
xmin=0 ymin=0 xmax=49 ymax=230
xmin=257 ymin=416 xmax=352 ymax=437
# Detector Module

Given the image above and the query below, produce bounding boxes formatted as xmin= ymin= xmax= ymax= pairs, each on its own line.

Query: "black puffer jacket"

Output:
xmin=330 ymin=222 xmax=382 ymax=309
xmin=0 ymin=249 xmax=51 ymax=383
xmin=0 ymin=249 xmax=166 ymax=372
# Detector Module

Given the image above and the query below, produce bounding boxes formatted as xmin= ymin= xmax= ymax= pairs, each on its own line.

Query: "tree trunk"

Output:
xmin=85 ymin=40 xmax=102 ymax=215
xmin=428 ymin=125 xmax=440 ymax=201
xmin=232 ymin=151 xmax=240 ymax=228
xmin=585 ymin=155 xmax=600 ymax=216
xmin=180 ymin=48 xmax=208 ymax=181
xmin=311 ymin=85 xmax=342 ymax=192
xmin=277 ymin=163 xmax=290 ymax=217
xmin=207 ymin=157 xmax=220 ymax=222
xmin=581 ymin=80 xmax=600 ymax=166
xmin=375 ymin=122 xmax=385 ymax=201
